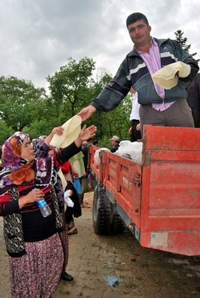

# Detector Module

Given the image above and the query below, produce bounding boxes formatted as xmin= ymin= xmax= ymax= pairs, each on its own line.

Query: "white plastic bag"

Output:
xmin=64 ymin=190 xmax=74 ymax=207
xmin=94 ymin=148 xmax=110 ymax=166
xmin=118 ymin=140 xmax=132 ymax=147
xmin=115 ymin=141 xmax=143 ymax=163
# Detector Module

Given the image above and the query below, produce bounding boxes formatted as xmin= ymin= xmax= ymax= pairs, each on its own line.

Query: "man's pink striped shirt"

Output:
xmin=137 ymin=38 xmax=174 ymax=111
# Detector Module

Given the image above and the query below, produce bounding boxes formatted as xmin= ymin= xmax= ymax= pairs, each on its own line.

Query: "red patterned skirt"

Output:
xmin=9 ymin=233 xmax=64 ymax=298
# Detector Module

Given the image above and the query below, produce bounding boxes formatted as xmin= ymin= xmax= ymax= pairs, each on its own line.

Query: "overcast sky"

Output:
xmin=0 ymin=0 xmax=199 ymax=92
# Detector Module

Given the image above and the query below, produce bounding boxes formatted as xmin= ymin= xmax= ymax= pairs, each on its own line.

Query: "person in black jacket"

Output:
xmin=186 ymin=73 xmax=200 ymax=128
xmin=64 ymin=181 xmax=81 ymax=235
xmin=109 ymin=135 xmax=120 ymax=152
xmin=81 ymin=140 xmax=89 ymax=175
xmin=129 ymin=87 xmax=141 ymax=141
xmin=78 ymin=12 xmax=199 ymax=132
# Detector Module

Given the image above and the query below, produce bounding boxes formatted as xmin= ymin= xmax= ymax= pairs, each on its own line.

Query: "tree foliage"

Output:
xmin=0 ymin=76 xmax=48 ymax=135
xmin=47 ymin=57 xmax=96 ymax=120
xmin=174 ymin=30 xmax=191 ymax=52
xmin=0 ymin=58 xmax=132 ymax=145
xmin=0 ymin=119 xmax=13 ymax=143
xmin=174 ymin=30 xmax=199 ymax=61
xmin=1 ymin=30 xmax=199 ymax=146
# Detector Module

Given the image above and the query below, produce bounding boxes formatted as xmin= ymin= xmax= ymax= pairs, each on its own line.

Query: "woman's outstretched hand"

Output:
xmin=75 ymin=125 xmax=97 ymax=147
xmin=79 ymin=125 xmax=97 ymax=141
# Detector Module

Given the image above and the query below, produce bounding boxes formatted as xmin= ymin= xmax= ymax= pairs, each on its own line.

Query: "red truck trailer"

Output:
xmin=88 ymin=125 xmax=200 ymax=256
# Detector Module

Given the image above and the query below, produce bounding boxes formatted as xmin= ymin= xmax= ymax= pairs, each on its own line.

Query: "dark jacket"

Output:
xmin=91 ymin=38 xmax=199 ymax=111
xmin=131 ymin=120 xmax=141 ymax=142
xmin=65 ymin=181 xmax=81 ymax=224
xmin=111 ymin=144 xmax=120 ymax=153
xmin=186 ymin=73 xmax=200 ymax=127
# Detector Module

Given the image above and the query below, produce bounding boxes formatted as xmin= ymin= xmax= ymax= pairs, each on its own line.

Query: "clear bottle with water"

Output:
xmin=36 ymin=199 xmax=52 ymax=218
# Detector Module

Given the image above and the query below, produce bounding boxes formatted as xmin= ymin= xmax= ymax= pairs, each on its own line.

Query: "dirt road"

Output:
xmin=0 ymin=192 xmax=200 ymax=298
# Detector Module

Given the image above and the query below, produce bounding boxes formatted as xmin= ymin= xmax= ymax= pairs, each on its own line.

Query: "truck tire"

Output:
xmin=93 ymin=184 xmax=112 ymax=235
xmin=110 ymin=211 xmax=125 ymax=234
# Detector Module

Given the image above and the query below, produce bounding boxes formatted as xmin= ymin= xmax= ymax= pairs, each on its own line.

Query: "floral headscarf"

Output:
xmin=3 ymin=132 xmax=30 ymax=169
xmin=0 ymin=132 xmax=54 ymax=196
xmin=1 ymin=132 xmax=35 ymax=186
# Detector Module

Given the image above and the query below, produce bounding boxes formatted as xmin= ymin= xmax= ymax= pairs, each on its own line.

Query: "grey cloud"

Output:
xmin=0 ymin=0 xmax=199 ymax=90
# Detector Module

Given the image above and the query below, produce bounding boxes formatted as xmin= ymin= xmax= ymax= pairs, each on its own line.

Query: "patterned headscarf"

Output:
xmin=2 ymin=132 xmax=30 ymax=169
xmin=0 ymin=132 xmax=35 ymax=189
xmin=0 ymin=132 xmax=55 ymax=196
xmin=32 ymin=136 xmax=47 ymax=154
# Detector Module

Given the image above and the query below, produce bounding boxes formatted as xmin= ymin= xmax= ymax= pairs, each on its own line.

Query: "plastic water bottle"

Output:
xmin=36 ymin=199 xmax=52 ymax=218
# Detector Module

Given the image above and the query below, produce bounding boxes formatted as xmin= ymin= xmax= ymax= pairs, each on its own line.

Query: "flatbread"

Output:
xmin=153 ymin=75 xmax=178 ymax=90
xmin=50 ymin=115 xmax=82 ymax=148
xmin=152 ymin=61 xmax=191 ymax=90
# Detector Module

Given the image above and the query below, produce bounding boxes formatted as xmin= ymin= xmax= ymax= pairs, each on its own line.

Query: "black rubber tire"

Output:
xmin=110 ymin=211 xmax=125 ymax=234
xmin=93 ymin=184 xmax=112 ymax=235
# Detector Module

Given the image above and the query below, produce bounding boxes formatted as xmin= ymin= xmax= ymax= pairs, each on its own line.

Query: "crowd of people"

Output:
xmin=0 ymin=11 xmax=199 ymax=298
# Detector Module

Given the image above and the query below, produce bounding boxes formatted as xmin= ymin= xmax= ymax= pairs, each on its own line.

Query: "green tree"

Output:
xmin=174 ymin=30 xmax=199 ymax=61
xmin=86 ymin=70 xmax=132 ymax=145
xmin=0 ymin=76 xmax=48 ymax=133
xmin=47 ymin=57 xmax=96 ymax=122
xmin=85 ymin=70 xmax=112 ymax=132
xmin=0 ymin=119 xmax=13 ymax=144
xmin=0 ymin=58 xmax=132 ymax=145
xmin=98 ymin=94 xmax=132 ymax=145
xmin=174 ymin=30 xmax=191 ymax=52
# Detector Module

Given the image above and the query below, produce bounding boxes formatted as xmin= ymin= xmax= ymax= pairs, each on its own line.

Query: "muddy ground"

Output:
xmin=0 ymin=192 xmax=200 ymax=298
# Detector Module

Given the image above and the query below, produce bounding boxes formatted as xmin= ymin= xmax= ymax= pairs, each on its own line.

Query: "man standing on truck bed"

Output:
xmin=78 ymin=12 xmax=199 ymax=133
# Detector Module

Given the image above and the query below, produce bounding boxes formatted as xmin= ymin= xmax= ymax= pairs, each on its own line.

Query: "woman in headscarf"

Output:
xmin=0 ymin=125 xmax=96 ymax=298
xmin=34 ymin=127 xmax=80 ymax=282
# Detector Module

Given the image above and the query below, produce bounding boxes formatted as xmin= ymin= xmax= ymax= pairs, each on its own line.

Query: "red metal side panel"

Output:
xmin=89 ymin=126 xmax=200 ymax=255
xmin=143 ymin=125 xmax=200 ymax=151
xmin=140 ymin=126 xmax=200 ymax=256
xmin=102 ymin=152 xmax=142 ymax=227
xmin=149 ymin=160 xmax=200 ymax=218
